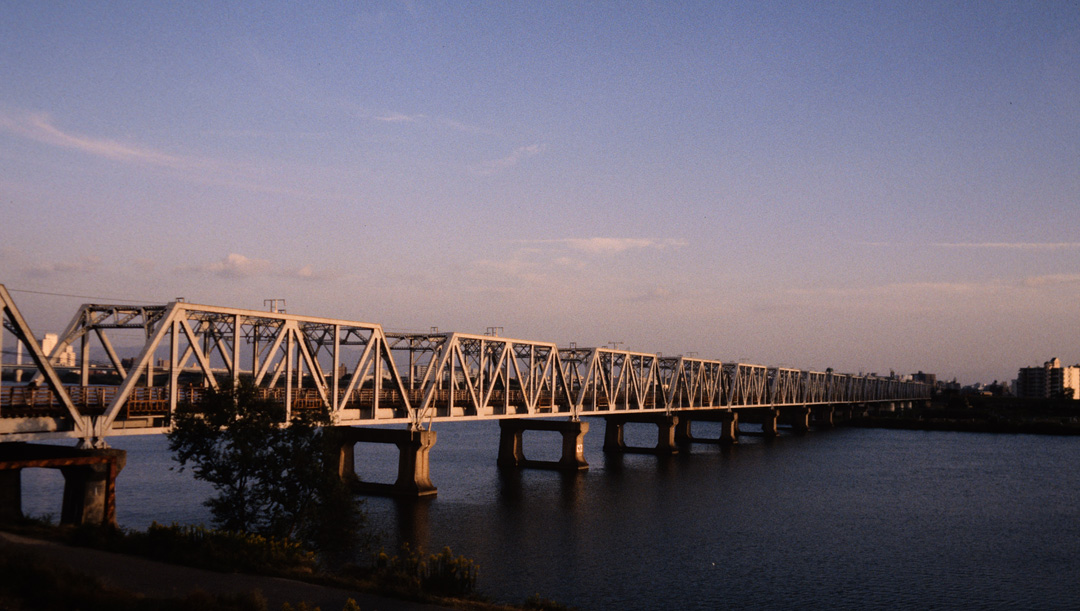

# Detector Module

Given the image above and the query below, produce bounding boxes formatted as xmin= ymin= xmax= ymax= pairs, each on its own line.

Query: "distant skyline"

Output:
xmin=2 ymin=2 xmax=1078 ymax=384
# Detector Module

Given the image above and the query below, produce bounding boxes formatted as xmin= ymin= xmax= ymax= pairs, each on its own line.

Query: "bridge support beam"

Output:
xmin=0 ymin=443 xmax=126 ymax=526
xmin=328 ymin=427 xmax=437 ymax=497
xmin=602 ymin=414 xmax=679 ymax=455
xmin=498 ymin=419 xmax=589 ymax=471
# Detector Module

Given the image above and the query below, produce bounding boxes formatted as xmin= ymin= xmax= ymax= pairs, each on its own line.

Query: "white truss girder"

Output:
xmin=0 ymin=286 xmax=933 ymax=443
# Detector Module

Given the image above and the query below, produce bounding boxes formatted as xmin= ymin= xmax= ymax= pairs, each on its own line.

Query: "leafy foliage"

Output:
xmin=167 ymin=379 xmax=365 ymax=558
xmin=372 ymin=544 xmax=479 ymax=599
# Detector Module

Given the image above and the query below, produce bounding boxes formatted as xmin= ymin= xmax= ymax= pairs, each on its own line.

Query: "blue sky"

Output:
xmin=2 ymin=1 xmax=1078 ymax=384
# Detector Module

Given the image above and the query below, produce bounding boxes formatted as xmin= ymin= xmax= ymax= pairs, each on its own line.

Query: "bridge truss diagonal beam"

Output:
xmin=1 ymin=285 xmax=86 ymax=437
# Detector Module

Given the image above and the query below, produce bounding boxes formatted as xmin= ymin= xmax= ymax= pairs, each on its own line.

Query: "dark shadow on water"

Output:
xmin=494 ymin=466 xmax=587 ymax=512
xmin=381 ymin=496 xmax=434 ymax=550
xmin=557 ymin=469 xmax=586 ymax=511
xmin=495 ymin=467 xmax=524 ymax=505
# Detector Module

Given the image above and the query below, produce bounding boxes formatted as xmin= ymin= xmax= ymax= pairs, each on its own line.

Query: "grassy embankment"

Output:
xmin=0 ymin=518 xmax=571 ymax=611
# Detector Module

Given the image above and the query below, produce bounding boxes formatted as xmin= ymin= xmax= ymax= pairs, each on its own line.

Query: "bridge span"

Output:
xmin=1 ymin=284 xmax=930 ymax=522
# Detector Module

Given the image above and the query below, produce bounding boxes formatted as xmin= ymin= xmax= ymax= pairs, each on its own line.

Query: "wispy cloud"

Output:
xmin=523 ymin=237 xmax=688 ymax=255
xmin=1023 ymin=273 xmax=1080 ymax=287
xmin=631 ymin=287 xmax=675 ymax=302
xmin=472 ymin=143 xmax=544 ymax=175
xmin=180 ymin=253 xmax=321 ymax=280
xmin=862 ymin=241 xmax=1080 ymax=251
xmin=781 ymin=273 xmax=1080 ymax=314
xmin=933 ymin=242 xmax=1080 ymax=250
xmin=23 ymin=256 xmax=102 ymax=279
xmin=0 ymin=108 xmax=343 ymax=199
xmin=0 ymin=110 xmax=188 ymax=168
xmin=373 ymin=112 xmax=426 ymax=123
xmin=196 ymin=253 xmax=271 ymax=279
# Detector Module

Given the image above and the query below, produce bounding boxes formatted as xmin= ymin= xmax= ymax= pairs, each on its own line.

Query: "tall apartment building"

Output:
xmin=40 ymin=333 xmax=77 ymax=367
xmin=1016 ymin=358 xmax=1080 ymax=399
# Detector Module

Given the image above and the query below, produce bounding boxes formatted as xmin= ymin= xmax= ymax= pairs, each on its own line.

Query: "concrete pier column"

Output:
xmin=394 ymin=430 xmax=437 ymax=497
xmin=786 ymin=406 xmax=811 ymax=433
xmin=814 ymin=405 xmax=835 ymax=428
xmin=59 ymin=449 xmax=126 ymax=526
xmin=328 ymin=427 xmax=437 ymax=497
xmin=602 ymin=418 xmax=625 ymax=452
xmin=334 ymin=438 xmax=358 ymax=487
xmin=497 ymin=419 xmax=589 ymax=471
xmin=655 ymin=415 xmax=678 ymax=454
xmin=674 ymin=417 xmax=693 ymax=446
xmin=759 ymin=408 xmax=778 ymax=437
xmin=0 ymin=469 xmax=21 ymax=521
xmin=1 ymin=444 xmax=126 ymax=526
xmin=719 ymin=410 xmax=739 ymax=444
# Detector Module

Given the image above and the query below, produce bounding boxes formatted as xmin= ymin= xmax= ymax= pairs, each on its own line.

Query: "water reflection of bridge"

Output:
xmin=1 ymin=284 xmax=930 ymax=523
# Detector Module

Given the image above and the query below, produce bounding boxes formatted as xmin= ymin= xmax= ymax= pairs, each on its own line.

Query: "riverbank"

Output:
xmin=0 ymin=521 xmax=568 ymax=611
xmin=850 ymin=397 xmax=1080 ymax=435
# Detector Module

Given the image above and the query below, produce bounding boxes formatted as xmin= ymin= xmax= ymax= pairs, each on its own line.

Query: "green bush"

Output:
xmin=128 ymin=522 xmax=317 ymax=575
xmin=372 ymin=543 xmax=478 ymax=599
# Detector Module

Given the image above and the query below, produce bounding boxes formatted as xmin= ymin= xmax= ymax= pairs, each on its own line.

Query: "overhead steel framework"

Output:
xmin=1 ymin=285 xmax=931 ymax=445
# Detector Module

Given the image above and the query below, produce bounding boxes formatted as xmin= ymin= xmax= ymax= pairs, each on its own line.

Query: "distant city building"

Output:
xmin=40 ymin=333 xmax=77 ymax=367
xmin=911 ymin=371 xmax=937 ymax=387
xmin=1016 ymin=358 xmax=1080 ymax=400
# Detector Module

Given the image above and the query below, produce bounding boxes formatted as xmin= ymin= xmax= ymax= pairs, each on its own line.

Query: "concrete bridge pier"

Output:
xmin=812 ymin=405 xmax=835 ymax=428
xmin=760 ymin=408 xmax=778 ymax=436
xmin=673 ymin=411 xmax=739 ymax=445
xmin=737 ymin=407 xmax=779 ymax=437
xmin=781 ymin=406 xmax=811 ymax=433
xmin=674 ymin=417 xmax=691 ymax=446
xmin=835 ymin=405 xmax=853 ymax=422
xmin=602 ymin=414 xmax=679 ymax=455
xmin=329 ymin=427 xmax=437 ymax=497
xmin=0 ymin=443 xmax=126 ymax=526
xmin=497 ymin=419 xmax=589 ymax=471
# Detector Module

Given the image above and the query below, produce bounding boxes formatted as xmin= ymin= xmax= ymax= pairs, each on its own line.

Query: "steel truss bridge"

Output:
xmin=1 ymin=284 xmax=929 ymax=446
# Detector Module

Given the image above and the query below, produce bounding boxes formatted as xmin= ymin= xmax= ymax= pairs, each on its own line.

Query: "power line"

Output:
xmin=5 ymin=287 xmax=161 ymax=305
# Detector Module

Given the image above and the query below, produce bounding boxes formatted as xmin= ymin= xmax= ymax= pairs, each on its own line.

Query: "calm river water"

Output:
xmin=20 ymin=422 xmax=1080 ymax=610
